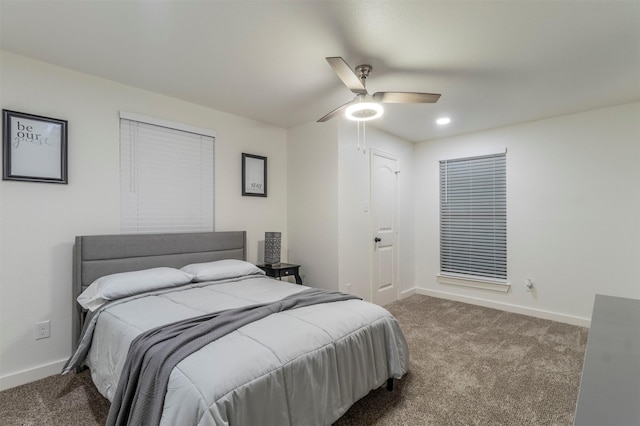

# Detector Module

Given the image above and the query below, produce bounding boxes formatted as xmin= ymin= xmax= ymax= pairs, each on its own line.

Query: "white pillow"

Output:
xmin=180 ymin=259 xmax=264 ymax=282
xmin=78 ymin=267 xmax=194 ymax=312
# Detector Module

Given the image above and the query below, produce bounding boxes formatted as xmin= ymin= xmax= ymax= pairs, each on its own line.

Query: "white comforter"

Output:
xmin=84 ymin=275 xmax=409 ymax=425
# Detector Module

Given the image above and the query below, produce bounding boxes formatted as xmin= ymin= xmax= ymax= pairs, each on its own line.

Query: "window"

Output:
xmin=439 ymin=152 xmax=506 ymax=288
xmin=120 ymin=114 xmax=215 ymax=233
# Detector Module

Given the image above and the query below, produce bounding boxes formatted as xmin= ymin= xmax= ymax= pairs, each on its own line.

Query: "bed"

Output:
xmin=63 ymin=231 xmax=409 ymax=425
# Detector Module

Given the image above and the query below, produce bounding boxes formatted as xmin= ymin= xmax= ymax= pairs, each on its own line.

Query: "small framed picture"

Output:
xmin=3 ymin=109 xmax=68 ymax=184
xmin=242 ymin=153 xmax=267 ymax=197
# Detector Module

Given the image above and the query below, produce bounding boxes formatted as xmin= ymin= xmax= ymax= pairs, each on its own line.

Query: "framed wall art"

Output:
xmin=2 ymin=109 xmax=68 ymax=184
xmin=242 ymin=153 xmax=267 ymax=197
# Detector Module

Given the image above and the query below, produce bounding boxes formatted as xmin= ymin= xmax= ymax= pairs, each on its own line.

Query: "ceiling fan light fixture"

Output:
xmin=345 ymin=102 xmax=384 ymax=121
xmin=436 ymin=117 xmax=451 ymax=125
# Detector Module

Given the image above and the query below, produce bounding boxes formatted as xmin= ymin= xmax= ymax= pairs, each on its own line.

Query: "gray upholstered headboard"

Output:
xmin=72 ymin=231 xmax=246 ymax=348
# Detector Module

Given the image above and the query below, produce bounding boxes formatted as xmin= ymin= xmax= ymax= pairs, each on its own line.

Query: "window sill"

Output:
xmin=437 ymin=274 xmax=511 ymax=293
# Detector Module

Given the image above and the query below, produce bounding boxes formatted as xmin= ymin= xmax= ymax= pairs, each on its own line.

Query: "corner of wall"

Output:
xmin=286 ymin=121 xmax=340 ymax=290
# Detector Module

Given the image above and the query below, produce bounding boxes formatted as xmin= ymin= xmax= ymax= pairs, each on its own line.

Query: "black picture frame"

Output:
xmin=2 ymin=109 xmax=68 ymax=184
xmin=242 ymin=153 xmax=267 ymax=197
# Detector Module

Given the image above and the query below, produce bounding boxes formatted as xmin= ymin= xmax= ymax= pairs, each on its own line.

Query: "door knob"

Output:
xmin=374 ymin=237 xmax=381 ymax=243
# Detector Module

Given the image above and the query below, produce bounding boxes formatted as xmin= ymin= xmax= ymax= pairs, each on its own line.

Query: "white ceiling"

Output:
xmin=1 ymin=1 xmax=639 ymax=142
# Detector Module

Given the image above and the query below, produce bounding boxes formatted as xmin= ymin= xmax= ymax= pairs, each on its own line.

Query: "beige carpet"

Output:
xmin=0 ymin=295 xmax=588 ymax=425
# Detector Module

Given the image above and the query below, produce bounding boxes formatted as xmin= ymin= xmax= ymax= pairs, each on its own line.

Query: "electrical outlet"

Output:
xmin=35 ymin=320 xmax=50 ymax=340
xmin=525 ymin=279 xmax=534 ymax=292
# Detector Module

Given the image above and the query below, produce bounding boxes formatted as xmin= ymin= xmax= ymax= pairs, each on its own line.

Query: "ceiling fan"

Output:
xmin=318 ymin=57 xmax=441 ymax=122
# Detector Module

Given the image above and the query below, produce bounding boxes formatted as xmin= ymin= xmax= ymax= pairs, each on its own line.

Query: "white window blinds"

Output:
xmin=120 ymin=118 xmax=214 ymax=233
xmin=440 ymin=152 xmax=506 ymax=281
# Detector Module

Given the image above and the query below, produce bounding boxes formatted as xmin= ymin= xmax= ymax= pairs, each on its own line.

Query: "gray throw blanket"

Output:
xmin=106 ymin=288 xmax=360 ymax=426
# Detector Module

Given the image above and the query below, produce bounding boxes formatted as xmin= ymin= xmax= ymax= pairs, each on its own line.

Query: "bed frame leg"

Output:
xmin=386 ymin=378 xmax=394 ymax=391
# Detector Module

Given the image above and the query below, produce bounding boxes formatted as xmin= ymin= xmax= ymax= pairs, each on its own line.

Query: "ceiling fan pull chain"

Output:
xmin=363 ymin=121 xmax=366 ymax=154
xmin=357 ymin=120 xmax=361 ymax=151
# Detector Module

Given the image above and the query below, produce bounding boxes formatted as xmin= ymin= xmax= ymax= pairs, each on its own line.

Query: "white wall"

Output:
xmin=337 ymin=121 xmax=415 ymax=301
xmin=0 ymin=51 xmax=288 ymax=390
xmin=287 ymin=121 xmax=339 ymax=290
xmin=414 ymin=102 xmax=640 ymax=325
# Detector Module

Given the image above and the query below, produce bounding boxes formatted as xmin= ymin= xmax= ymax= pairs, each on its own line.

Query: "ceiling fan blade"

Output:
xmin=326 ymin=57 xmax=367 ymax=94
xmin=317 ymin=100 xmax=353 ymax=122
xmin=373 ymin=92 xmax=441 ymax=103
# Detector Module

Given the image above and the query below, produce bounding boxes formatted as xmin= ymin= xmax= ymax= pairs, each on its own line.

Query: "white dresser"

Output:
xmin=574 ymin=295 xmax=640 ymax=425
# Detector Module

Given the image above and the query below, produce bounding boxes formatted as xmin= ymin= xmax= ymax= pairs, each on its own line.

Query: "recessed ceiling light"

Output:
xmin=436 ymin=117 xmax=451 ymax=125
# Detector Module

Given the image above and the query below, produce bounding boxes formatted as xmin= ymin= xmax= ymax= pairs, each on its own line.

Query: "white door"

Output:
xmin=371 ymin=150 xmax=399 ymax=306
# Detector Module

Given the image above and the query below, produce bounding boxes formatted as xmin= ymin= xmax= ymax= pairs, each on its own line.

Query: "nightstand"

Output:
xmin=257 ymin=263 xmax=302 ymax=284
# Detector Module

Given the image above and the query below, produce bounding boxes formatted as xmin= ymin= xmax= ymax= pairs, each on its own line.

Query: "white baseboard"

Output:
xmin=400 ymin=287 xmax=417 ymax=299
xmin=412 ymin=287 xmax=591 ymax=327
xmin=0 ymin=358 xmax=68 ymax=391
